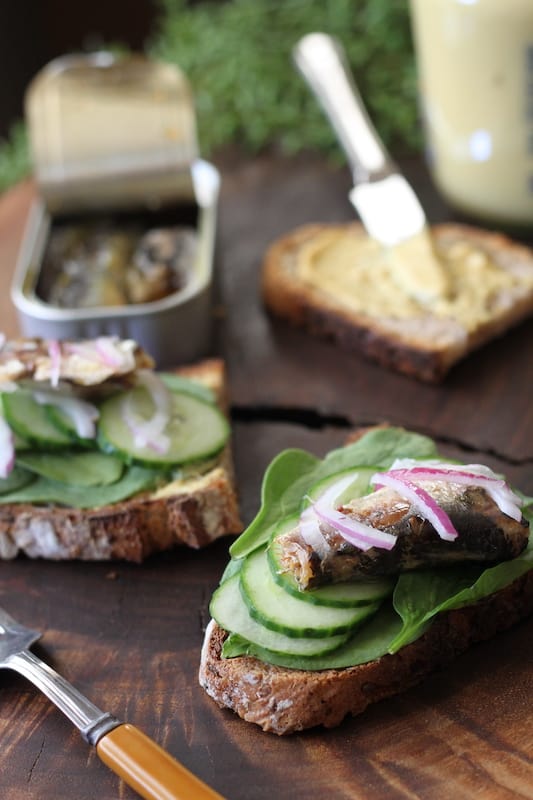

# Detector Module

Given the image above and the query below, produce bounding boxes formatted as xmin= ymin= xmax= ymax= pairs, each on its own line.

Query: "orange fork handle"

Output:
xmin=96 ymin=723 xmax=226 ymax=800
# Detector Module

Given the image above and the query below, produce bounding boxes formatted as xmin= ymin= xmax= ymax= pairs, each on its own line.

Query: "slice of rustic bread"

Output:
xmin=199 ymin=570 xmax=533 ymax=735
xmin=261 ymin=222 xmax=533 ymax=382
xmin=0 ymin=358 xmax=242 ymax=561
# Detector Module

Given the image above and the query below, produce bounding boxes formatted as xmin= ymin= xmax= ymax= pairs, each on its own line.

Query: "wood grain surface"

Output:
xmin=0 ymin=157 xmax=532 ymax=800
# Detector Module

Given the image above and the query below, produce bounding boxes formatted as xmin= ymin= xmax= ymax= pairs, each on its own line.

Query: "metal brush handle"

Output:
xmin=293 ymin=32 xmax=393 ymax=183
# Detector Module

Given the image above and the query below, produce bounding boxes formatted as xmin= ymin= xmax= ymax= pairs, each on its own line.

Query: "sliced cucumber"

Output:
xmin=210 ymin=574 xmax=350 ymax=657
xmin=98 ymin=387 xmax=229 ymax=466
xmin=302 ymin=465 xmax=378 ymax=509
xmin=240 ymin=547 xmax=380 ymax=638
xmin=2 ymin=391 xmax=72 ymax=449
xmin=0 ymin=465 xmax=35 ymax=495
xmin=45 ymin=406 xmax=95 ymax=447
xmin=0 ymin=397 xmax=29 ymax=450
xmin=17 ymin=451 xmax=124 ymax=487
xmin=159 ymin=373 xmax=216 ymax=404
xmin=222 ymin=605 xmax=403 ymax=671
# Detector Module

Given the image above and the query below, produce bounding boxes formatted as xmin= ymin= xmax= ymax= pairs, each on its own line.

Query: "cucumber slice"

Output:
xmin=98 ymin=387 xmax=229 ymax=466
xmin=2 ymin=391 xmax=72 ymax=449
xmin=17 ymin=451 xmax=124 ymax=487
xmin=240 ymin=547 xmax=380 ymax=638
xmin=45 ymin=406 xmax=95 ymax=447
xmin=302 ymin=465 xmax=378 ymax=509
xmin=0 ymin=398 xmax=29 ymax=450
xmin=159 ymin=373 xmax=216 ymax=404
xmin=210 ymin=574 xmax=350 ymax=657
xmin=222 ymin=605 xmax=403 ymax=671
xmin=0 ymin=465 xmax=35 ymax=495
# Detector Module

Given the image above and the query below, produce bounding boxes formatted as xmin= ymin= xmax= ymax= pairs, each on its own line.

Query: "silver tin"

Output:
xmin=11 ymin=53 xmax=217 ymax=367
xmin=11 ymin=159 xmax=220 ymax=367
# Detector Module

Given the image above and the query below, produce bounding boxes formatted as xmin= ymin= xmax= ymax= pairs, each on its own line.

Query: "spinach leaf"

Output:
xmin=0 ymin=465 xmax=160 ymax=509
xmin=159 ymin=373 xmax=216 ymax=404
xmin=229 ymin=449 xmax=319 ymax=558
xmin=0 ymin=465 xmax=35 ymax=495
xmin=389 ymin=533 xmax=533 ymax=653
xmin=17 ymin=451 xmax=124 ymax=487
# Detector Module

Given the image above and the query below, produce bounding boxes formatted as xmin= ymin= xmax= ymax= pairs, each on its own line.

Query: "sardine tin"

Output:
xmin=10 ymin=54 xmax=217 ymax=368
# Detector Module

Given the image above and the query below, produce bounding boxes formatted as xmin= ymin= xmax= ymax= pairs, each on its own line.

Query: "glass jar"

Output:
xmin=409 ymin=0 xmax=533 ymax=227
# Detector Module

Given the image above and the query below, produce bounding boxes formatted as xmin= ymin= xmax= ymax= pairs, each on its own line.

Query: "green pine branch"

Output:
xmin=0 ymin=0 xmax=419 ymax=192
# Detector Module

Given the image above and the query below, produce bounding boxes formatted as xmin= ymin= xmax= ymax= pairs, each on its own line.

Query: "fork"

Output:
xmin=0 ymin=604 xmax=225 ymax=800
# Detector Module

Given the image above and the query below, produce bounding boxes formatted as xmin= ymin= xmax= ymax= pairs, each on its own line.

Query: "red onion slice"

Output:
xmin=0 ymin=416 xmax=14 ymax=479
xmin=299 ymin=506 xmax=331 ymax=556
xmin=371 ymin=471 xmax=459 ymax=541
xmin=47 ymin=339 xmax=61 ymax=388
xmin=306 ymin=470 xmax=397 ymax=552
xmin=386 ymin=460 xmax=523 ymax=523
xmin=33 ymin=391 xmax=99 ymax=439
xmin=123 ymin=371 xmax=172 ymax=454
xmin=313 ymin=471 xmax=362 ymax=510
xmin=313 ymin=504 xmax=397 ymax=550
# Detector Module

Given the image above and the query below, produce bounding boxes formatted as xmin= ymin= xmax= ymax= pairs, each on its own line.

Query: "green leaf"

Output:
xmin=229 ymin=448 xmax=319 ymax=558
xmin=0 ymin=465 xmax=35 ymax=495
xmin=389 ymin=534 xmax=533 ymax=653
xmin=0 ymin=465 xmax=160 ymax=508
xmin=159 ymin=372 xmax=216 ymax=404
xmin=17 ymin=450 xmax=125 ymax=487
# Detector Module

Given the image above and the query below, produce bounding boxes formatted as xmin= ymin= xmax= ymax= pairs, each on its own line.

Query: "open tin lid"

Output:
xmin=25 ymin=52 xmax=199 ymax=214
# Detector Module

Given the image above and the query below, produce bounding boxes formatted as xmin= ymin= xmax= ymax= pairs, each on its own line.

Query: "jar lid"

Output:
xmin=25 ymin=52 xmax=198 ymax=213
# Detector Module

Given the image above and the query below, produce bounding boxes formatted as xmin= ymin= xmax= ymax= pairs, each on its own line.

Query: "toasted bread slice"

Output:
xmin=0 ymin=358 xmax=242 ymax=561
xmin=199 ymin=570 xmax=533 ymax=735
xmin=261 ymin=222 xmax=533 ymax=382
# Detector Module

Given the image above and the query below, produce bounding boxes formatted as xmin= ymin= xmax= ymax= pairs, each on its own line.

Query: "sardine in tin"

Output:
xmin=11 ymin=53 xmax=219 ymax=367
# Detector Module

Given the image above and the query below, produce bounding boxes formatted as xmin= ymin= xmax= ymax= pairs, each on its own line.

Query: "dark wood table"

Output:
xmin=0 ymin=157 xmax=532 ymax=800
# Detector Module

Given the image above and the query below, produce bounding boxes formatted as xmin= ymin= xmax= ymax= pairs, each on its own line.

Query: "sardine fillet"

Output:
xmin=274 ymin=484 xmax=529 ymax=590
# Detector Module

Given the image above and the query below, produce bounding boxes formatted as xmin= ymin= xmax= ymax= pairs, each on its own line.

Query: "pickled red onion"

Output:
xmin=304 ymin=471 xmax=397 ymax=552
xmin=47 ymin=339 xmax=61 ymax=387
xmin=123 ymin=371 xmax=172 ymax=453
xmin=0 ymin=416 xmax=14 ymax=478
xmin=299 ymin=506 xmax=330 ymax=556
xmin=371 ymin=471 xmax=458 ymax=541
xmin=33 ymin=391 xmax=99 ymax=439
xmin=313 ymin=503 xmax=397 ymax=550
xmin=385 ymin=461 xmax=523 ymax=523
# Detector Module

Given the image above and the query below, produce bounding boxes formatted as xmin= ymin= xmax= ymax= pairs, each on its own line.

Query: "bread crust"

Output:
xmin=0 ymin=358 xmax=242 ymax=561
xmin=261 ymin=222 xmax=533 ymax=382
xmin=199 ymin=570 xmax=533 ymax=735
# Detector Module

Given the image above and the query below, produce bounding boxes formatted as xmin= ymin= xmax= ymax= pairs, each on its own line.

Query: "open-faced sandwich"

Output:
xmin=0 ymin=334 xmax=241 ymax=560
xmin=262 ymin=222 xmax=533 ymax=382
xmin=199 ymin=427 xmax=533 ymax=734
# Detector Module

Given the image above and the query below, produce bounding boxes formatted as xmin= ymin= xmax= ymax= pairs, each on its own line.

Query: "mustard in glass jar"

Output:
xmin=409 ymin=0 xmax=533 ymax=227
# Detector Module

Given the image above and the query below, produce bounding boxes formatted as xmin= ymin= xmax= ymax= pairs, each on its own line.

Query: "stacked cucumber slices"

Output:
xmin=211 ymin=464 xmax=396 ymax=664
xmin=0 ymin=373 xmax=229 ymax=508
xmin=209 ymin=427 xmax=533 ymax=671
